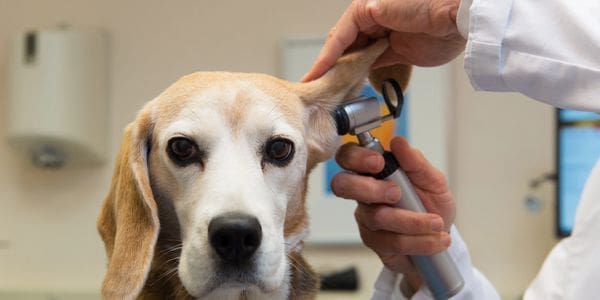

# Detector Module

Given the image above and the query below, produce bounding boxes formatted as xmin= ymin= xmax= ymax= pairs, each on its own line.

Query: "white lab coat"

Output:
xmin=372 ymin=0 xmax=600 ymax=299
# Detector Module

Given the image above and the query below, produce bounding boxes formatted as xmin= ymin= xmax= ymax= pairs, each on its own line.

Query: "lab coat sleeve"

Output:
xmin=458 ymin=0 xmax=600 ymax=112
xmin=371 ymin=226 xmax=501 ymax=300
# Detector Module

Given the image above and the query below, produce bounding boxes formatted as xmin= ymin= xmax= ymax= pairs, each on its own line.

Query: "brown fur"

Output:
xmin=97 ymin=39 xmax=411 ymax=299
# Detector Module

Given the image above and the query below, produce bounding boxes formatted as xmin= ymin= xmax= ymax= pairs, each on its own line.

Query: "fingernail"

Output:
xmin=431 ymin=218 xmax=444 ymax=232
xmin=301 ymin=71 xmax=314 ymax=82
xmin=365 ymin=155 xmax=381 ymax=171
xmin=441 ymin=232 xmax=451 ymax=247
xmin=366 ymin=0 xmax=379 ymax=9
xmin=385 ymin=187 xmax=401 ymax=203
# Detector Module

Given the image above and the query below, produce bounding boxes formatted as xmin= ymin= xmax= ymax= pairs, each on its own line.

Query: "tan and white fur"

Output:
xmin=97 ymin=40 xmax=411 ymax=300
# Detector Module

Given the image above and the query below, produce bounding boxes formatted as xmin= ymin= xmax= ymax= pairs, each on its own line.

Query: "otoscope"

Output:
xmin=332 ymin=80 xmax=464 ymax=299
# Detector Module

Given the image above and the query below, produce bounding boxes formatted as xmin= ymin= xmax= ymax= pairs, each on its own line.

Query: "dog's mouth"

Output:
xmin=185 ymin=255 xmax=272 ymax=296
xmin=216 ymin=265 xmax=261 ymax=286
xmin=191 ymin=270 xmax=270 ymax=298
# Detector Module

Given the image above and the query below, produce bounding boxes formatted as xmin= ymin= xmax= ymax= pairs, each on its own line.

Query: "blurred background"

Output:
xmin=0 ymin=1 xmax=563 ymax=299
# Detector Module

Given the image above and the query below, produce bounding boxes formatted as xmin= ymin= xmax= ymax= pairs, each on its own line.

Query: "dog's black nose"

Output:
xmin=208 ymin=212 xmax=262 ymax=264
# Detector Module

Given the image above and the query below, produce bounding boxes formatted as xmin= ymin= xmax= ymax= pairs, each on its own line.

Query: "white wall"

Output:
xmin=450 ymin=57 xmax=558 ymax=299
xmin=0 ymin=1 xmax=558 ymax=299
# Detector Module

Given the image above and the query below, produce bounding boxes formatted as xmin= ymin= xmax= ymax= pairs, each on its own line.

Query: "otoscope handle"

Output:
xmin=383 ymin=161 xmax=464 ymax=299
xmin=361 ymin=140 xmax=464 ymax=299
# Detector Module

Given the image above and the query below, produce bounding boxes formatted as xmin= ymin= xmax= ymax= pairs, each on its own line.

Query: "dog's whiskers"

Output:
xmin=150 ymin=266 xmax=180 ymax=287
xmin=157 ymin=243 xmax=183 ymax=256
xmin=152 ymin=244 xmax=183 ymax=280
xmin=155 ymin=255 xmax=181 ymax=269
xmin=287 ymin=253 xmax=314 ymax=280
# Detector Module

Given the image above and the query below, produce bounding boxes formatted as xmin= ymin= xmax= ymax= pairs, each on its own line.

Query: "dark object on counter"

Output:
xmin=319 ymin=267 xmax=359 ymax=291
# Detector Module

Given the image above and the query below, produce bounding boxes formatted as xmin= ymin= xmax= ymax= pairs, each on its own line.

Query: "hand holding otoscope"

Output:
xmin=332 ymin=80 xmax=464 ymax=299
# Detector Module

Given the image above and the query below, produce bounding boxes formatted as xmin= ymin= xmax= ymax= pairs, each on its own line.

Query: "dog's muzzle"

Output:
xmin=209 ymin=212 xmax=262 ymax=265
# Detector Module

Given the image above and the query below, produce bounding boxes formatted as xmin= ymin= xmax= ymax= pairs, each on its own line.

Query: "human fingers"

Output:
xmin=302 ymin=0 xmax=380 ymax=82
xmin=331 ymin=172 xmax=400 ymax=205
xmin=373 ymin=31 xmax=465 ymax=67
xmin=301 ymin=15 xmax=358 ymax=81
xmin=377 ymin=254 xmax=423 ymax=288
xmin=355 ymin=203 xmax=445 ymax=234
xmin=371 ymin=0 xmax=460 ymax=37
xmin=358 ymin=219 xmax=451 ymax=256
xmin=335 ymin=142 xmax=384 ymax=174
xmin=389 ymin=137 xmax=448 ymax=193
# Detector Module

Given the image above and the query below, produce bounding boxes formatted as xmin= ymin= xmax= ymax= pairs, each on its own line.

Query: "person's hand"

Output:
xmin=302 ymin=0 xmax=466 ymax=82
xmin=330 ymin=137 xmax=455 ymax=290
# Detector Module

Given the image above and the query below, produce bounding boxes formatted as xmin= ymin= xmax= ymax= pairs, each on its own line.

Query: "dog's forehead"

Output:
xmin=151 ymin=72 xmax=304 ymax=132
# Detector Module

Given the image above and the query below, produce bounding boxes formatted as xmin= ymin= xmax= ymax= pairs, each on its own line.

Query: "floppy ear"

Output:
xmin=97 ymin=108 xmax=158 ymax=299
xmin=292 ymin=39 xmax=412 ymax=164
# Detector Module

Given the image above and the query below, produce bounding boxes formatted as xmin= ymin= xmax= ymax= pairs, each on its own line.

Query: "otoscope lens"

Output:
xmin=382 ymin=81 xmax=398 ymax=108
xmin=332 ymin=108 xmax=350 ymax=135
xmin=381 ymin=79 xmax=403 ymax=119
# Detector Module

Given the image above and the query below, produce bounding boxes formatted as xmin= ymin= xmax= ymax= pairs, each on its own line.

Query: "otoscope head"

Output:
xmin=381 ymin=79 xmax=404 ymax=119
xmin=332 ymin=79 xmax=405 ymax=136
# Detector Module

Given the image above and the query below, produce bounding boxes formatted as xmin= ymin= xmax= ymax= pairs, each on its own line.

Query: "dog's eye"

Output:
xmin=264 ymin=138 xmax=294 ymax=166
xmin=167 ymin=137 xmax=202 ymax=166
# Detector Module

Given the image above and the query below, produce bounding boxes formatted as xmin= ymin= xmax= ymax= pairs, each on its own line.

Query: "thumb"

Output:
xmin=303 ymin=0 xmax=382 ymax=82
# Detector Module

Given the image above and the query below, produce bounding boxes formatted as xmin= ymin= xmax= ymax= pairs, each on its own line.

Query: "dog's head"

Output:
xmin=97 ymin=40 xmax=411 ymax=299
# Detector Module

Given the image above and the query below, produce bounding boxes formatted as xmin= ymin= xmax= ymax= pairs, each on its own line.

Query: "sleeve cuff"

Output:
xmin=462 ymin=0 xmax=515 ymax=92
xmin=456 ymin=0 xmax=473 ymax=39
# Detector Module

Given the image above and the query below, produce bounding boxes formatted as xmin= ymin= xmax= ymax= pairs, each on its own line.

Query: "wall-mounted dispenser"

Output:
xmin=6 ymin=27 xmax=107 ymax=169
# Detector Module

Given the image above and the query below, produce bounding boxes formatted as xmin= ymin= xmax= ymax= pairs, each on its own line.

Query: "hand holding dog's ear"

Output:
xmin=331 ymin=137 xmax=455 ymax=291
xmin=302 ymin=0 xmax=465 ymax=82
xmin=292 ymin=39 xmax=412 ymax=165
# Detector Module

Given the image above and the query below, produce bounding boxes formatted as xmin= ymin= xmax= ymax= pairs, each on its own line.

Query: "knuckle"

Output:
xmin=414 ymin=149 xmax=426 ymax=165
xmin=411 ymin=216 xmax=428 ymax=232
xmin=392 ymin=237 xmax=410 ymax=253
xmin=366 ymin=178 xmax=386 ymax=201
xmin=383 ymin=182 xmax=401 ymax=203
xmin=420 ymin=237 xmax=443 ymax=255
xmin=360 ymin=234 xmax=378 ymax=252
xmin=433 ymin=170 xmax=449 ymax=188
xmin=370 ymin=206 xmax=387 ymax=230
xmin=362 ymin=208 xmax=381 ymax=231
xmin=423 ymin=239 xmax=437 ymax=254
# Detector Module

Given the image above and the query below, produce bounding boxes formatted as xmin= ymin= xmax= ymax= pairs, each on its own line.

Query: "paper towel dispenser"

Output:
xmin=6 ymin=28 xmax=107 ymax=169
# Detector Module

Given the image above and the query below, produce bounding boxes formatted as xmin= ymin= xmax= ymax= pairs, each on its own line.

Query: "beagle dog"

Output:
xmin=97 ymin=40 xmax=411 ymax=300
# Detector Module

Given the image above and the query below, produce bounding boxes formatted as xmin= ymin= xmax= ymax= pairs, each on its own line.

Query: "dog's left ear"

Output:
xmin=292 ymin=39 xmax=412 ymax=164
xmin=97 ymin=107 xmax=158 ymax=299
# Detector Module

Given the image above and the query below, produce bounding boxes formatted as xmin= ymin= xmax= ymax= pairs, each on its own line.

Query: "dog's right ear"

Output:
xmin=97 ymin=107 xmax=159 ymax=299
